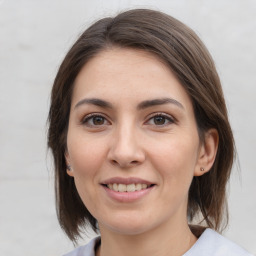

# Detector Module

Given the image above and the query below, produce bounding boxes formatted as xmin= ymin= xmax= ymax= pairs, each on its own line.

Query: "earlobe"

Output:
xmin=194 ymin=128 xmax=219 ymax=177
xmin=65 ymin=151 xmax=74 ymax=177
xmin=66 ymin=164 xmax=74 ymax=177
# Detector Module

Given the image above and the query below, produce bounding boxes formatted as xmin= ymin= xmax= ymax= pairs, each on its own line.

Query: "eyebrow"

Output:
xmin=74 ymin=98 xmax=113 ymax=109
xmin=74 ymin=97 xmax=184 ymax=110
xmin=137 ymin=98 xmax=184 ymax=110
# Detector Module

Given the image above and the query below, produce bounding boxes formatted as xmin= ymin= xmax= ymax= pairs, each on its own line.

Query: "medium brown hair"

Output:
xmin=48 ymin=9 xmax=234 ymax=242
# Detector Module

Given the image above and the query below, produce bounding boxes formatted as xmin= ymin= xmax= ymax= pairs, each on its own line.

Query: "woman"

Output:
xmin=48 ymin=9 xmax=253 ymax=256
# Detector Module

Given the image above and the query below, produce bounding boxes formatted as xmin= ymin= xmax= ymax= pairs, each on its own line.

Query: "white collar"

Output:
xmin=64 ymin=229 xmax=253 ymax=256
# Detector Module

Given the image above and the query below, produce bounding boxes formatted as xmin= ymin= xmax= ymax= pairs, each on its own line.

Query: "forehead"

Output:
xmin=72 ymin=48 xmax=192 ymax=110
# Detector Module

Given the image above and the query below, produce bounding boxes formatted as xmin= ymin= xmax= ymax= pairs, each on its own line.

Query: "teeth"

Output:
xmin=107 ymin=183 xmax=150 ymax=192
xmin=118 ymin=184 xmax=126 ymax=192
xmin=113 ymin=183 xmax=118 ymax=191
xmin=135 ymin=184 xmax=142 ymax=190
xmin=127 ymin=184 xmax=136 ymax=192
xmin=142 ymin=184 xmax=147 ymax=189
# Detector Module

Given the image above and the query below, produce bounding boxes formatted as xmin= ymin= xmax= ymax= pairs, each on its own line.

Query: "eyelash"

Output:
xmin=81 ymin=112 xmax=175 ymax=128
xmin=81 ymin=113 xmax=110 ymax=127
xmin=146 ymin=112 xmax=175 ymax=126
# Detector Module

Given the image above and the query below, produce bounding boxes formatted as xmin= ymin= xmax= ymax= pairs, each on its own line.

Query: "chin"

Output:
xmin=107 ymin=224 xmax=151 ymax=236
xmin=98 ymin=213 xmax=158 ymax=236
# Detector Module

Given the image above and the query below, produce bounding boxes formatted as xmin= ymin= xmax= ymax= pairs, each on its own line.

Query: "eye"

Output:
xmin=146 ymin=113 xmax=175 ymax=126
xmin=82 ymin=114 xmax=110 ymax=127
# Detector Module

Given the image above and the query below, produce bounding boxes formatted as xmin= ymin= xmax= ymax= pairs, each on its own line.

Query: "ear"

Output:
xmin=65 ymin=151 xmax=74 ymax=177
xmin=194 ymin=128 xmax=219 ymax=177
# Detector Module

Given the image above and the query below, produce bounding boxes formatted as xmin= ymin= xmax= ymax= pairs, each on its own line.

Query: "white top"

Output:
xmin=64 ymin=228 xmax=253 ymax=256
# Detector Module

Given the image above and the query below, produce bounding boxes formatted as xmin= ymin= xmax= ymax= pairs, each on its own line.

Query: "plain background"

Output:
xmin=0 ymin=0 xmax=255 ymax=255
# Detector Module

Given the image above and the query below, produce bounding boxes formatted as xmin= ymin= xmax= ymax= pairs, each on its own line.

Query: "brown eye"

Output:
xmin=146 ymin=113 xmax=175 ymax=127
xmin=82 ymin=114 xmax=109 ymax=127
xmin=93 ymin=116 xmax=105 ymax=125
xmin=154 ymin=116 xmax=166 ymax=125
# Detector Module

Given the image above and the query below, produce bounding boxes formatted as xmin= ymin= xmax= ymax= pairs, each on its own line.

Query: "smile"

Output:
xmin=101 ymin=177 xmax=156 ymax=202
xmin=106 ymin=183 xmax=152 ymax=192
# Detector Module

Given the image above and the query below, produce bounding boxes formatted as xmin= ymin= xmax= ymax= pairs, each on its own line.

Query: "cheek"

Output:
xmin=66 ymin=134 xmax=108 ymax=206
xmin=67 ymin=134 xmax=105 ymax=173
xmin=150 ymin=135 xmax=199 ymax=187
xmin=67 ymin=135 xmax=107 ymax=212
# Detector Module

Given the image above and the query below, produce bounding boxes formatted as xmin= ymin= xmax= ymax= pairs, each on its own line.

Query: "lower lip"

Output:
xmin=102 ymin=185 xmax=155 ymax=203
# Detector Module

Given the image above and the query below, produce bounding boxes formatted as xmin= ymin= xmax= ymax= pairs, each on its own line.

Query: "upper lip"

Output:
xmin=101 ymin=177 xmax=155 ymax=185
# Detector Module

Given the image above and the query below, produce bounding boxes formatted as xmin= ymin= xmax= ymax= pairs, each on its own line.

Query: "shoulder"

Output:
xmin=184 ymin=229 xmax=253 ymax=256
xmin=63 ymin=237 xmax=100 ymax=256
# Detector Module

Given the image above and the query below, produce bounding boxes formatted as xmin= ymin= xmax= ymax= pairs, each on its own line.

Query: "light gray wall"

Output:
xmin=0 ymin=0 xmax=255 ymax=255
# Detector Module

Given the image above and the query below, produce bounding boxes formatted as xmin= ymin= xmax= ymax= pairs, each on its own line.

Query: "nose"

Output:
xmin=107 ymin=124 xmax=145 ymax=168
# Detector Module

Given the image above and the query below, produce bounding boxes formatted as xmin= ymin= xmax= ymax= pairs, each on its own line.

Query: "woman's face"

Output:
xmin=66 ymin=48 xmax=206 ymax=235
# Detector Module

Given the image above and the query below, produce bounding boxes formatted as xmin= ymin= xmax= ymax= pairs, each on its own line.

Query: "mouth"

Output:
xmin=102 ymin=183 xmax=155 ymax=192
xmin=100 ymin=177 xmax=156 ymax=202
xmin=101 ymin=177 xmax=156 ymax=192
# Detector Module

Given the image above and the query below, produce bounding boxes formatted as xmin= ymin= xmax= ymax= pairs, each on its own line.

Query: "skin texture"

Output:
xmin=65 ymin=48 xmax=218 ymax=256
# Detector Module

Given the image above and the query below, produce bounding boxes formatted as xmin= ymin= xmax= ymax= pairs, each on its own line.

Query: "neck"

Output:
xmin=97 ymin=220 xmax=197 ymax=256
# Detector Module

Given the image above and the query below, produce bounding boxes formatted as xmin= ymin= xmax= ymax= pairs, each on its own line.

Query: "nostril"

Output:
xmin=110 ymin=159 xmax=139 ymax=167
xmin=110 ymin=160 xmax=119 ymax=165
